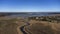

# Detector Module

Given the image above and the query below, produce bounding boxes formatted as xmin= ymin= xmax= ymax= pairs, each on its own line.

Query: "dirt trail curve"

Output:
xmin=17 ymin=26 xmax=23 ymax=34
xmin=16 ymin=22 xmax=30 ymax=34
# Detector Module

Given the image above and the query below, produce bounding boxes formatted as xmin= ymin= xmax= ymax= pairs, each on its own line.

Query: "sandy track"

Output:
xmin=17 ymin=26 xmax=23 ymax=34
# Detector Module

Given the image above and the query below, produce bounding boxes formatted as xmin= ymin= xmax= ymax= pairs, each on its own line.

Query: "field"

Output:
xmin=0 ymin=14 xmax=60 ymax=34
xmin=24 ymin=15 xmax=60 ymax=34
xmin=0 ymin=16 xmax=27 ymax=34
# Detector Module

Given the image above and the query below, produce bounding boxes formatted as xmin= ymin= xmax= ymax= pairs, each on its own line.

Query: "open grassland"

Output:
xmin=0 ymin=19 xmax=18 ymax=34
xmin=0 ymin=17 xmax=27 ymax=34
xmin=25 ymin=23 xmax=54 ymax=34
xmin=0 ymin=14 xmax=60 ymax=34
xmin=24 ymin=15 xmax=60 ymax=34
xmin=25 ymin=20 xmax=60 ymax=34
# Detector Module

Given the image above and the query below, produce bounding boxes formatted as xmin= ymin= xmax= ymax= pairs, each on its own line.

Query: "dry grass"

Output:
xmin=25 ymin=21 xmax=60 ymax=34
xmin=0 ymin=17 xmax=26 ymax=34
xmin=0 ymin=23 xmax=18 ymax=34
xmin=0 ymin=18 xmax=18 ymax=34
xmin=0 ymin=15 xmax=60 ymax=34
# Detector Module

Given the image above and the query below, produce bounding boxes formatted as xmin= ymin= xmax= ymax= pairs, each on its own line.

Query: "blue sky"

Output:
xmin=0 ymin=0 xmax=60 ymax=12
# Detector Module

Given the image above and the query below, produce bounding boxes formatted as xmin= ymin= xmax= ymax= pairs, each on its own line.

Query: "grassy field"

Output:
xmin=0 ymin=17 xmax=27 ymax=34
xmin=24 ymin=15 xmax=60 ymax=34
xmin=0 ymin=15 xmax=60 ymax=34
xmin=25 ymin=23 xmax=54 ymax=34
xmin=24 ymin=20 xmax=60 ymax=34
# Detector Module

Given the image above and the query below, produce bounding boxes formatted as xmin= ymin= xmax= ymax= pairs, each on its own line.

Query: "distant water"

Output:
xmin=10 ymin=14 xmax=51 ymax=17
xmin=7 ymin=12 xmax=60 ymax=17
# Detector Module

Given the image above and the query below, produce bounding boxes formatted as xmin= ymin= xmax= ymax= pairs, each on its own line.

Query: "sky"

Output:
xmin=0 ymin=0 xmax=60 ymax=12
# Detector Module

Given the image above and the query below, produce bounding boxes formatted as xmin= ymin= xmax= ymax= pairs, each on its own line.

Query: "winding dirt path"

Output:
xmin=16 ymin=21 xmax=30 ymax=34
xmin=17 ymin=26 xmax=23 ymax=34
